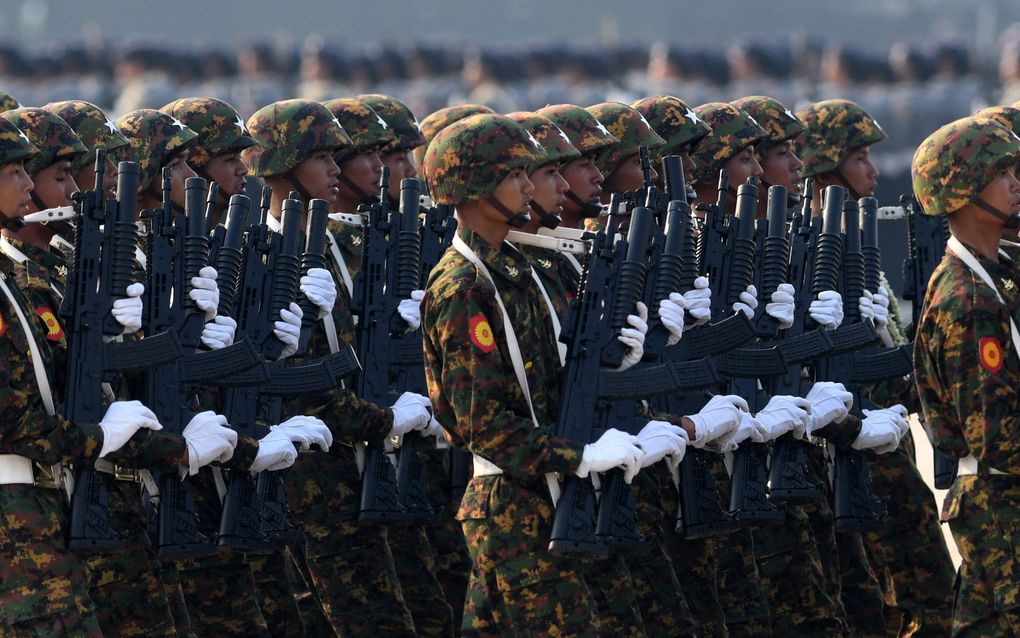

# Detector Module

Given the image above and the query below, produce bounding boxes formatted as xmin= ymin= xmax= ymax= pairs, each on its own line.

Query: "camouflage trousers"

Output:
xmin=249 ymin=546 xmax=308 ymax=638
xmin=944 ymin=475 xmax=1020 ymax=637
xmin=388 ymin=524 xmax=456 ymax=637
xmin=458 ymin=476 xmax=598 ymax=638
xmin=0 ymin=486 xmax=102 ymax=638
xmin=863 ymin=433 xmax=955 ymax=637
xmin=84 ymin=539 xmax=178 ymax=638
xmin=423 ymin=446 xmax=472 ymax=629
xmin=177 ymin=552 xmax=270 ymax=637
xmin=584 ymin=555 xmax=646 ymax=638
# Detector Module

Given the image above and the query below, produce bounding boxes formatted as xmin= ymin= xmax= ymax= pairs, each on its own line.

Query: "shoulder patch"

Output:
xmin=35 ymin=307 xmax=63 ymax=342
xmin=469 ymin=313 xmax=496 ymax=353
xmin=979 ymin=336 xmax=1004 ymax=373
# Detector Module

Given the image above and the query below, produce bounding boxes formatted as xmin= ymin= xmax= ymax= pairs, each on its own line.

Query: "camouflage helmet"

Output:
xmin=357 ymin=93 xmax=426 ymax=154
xmin=322 ymin=98 xmax=396 ymax=163
xmin=912 ymin=115 xmax=1020 ymax=217
xmin=423 ymin=113 xmax=546 ymax=206
xmin=0 ymin=117 xmax=38 ymax=167
xmin=730 ymin=96 xmax=805 ymax=149
xmin=116 ymin=109 xmax=199 ymax=187
xmin=415 ymin=103 xmax=495 ymax=166
xmin=43 ymin=100 xmax=129 ymax=172
xmin=159 ymin=97 xmax=255 ymax=168
xmin=690 ymin=102 xmax=769 ymax=182
xmin=1 ymin=107 xmax=88 ymax=175
xmin=536 ymin=104 xmax=619 ymax=156
xmin=505 ymin=111 xmax=581 ymax=170
xmin=973 ymin=106 xmax=1020 ymax=135
xmin=0 ymin=90 xmax=21 ymax=113
xmin=795 ymin=99 xmax=886 ymax=178
xmin=630 ymin=95 xmax=712 ymax=157
xmin=585 ymin=102 xmax=665 ymax=176
xmin=241 ymin=99 xmax=353 ymax=178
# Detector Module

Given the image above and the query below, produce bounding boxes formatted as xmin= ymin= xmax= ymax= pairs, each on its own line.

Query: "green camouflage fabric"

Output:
xmin=241 ymin=99 xmax=353 ymax=178
xmin=912 ymin=115 xmax=1020 ymax=217
xmin=631 ymin=95 xmax=712 ymax=158
xmin=690 ymin=102 xmax=769 ymax=183
xmin=0 ymin=117 xmax=37 ymax=167
xmin=505 ymin=111 xmax=581 ymax=171
xmin=116 ymin=109 xmax=198 ymax=188
xmin=536 ymin=103 xmax=619 ymax=157
xmin=423 ymin=113 xmax=545 ymax=206
xmin=43 ymin=101 xmax=128 ymax=172
xmin=422 ymin=226 xmax=594 ymax=636
xmin=1 ymin=107 xmax=87 ymax=175
xmin=586 ymin=102 xmax=665 ymax=177
xmin=0 ymin=90 xmax=21 ymax=112
xmin=388 ymin=526 xmax=456 ymax=637
xmin=248 ymin=549 xmax=309 ymax=638
xmin=323 ymin=98 xmax=396 ymax=163
xmin=357 ymin=93 xmax=426 ymax=153
xmin=974 ymin=105 xmax=1020 ymax=135
xmin=415 ymin=103 xmax=495 ymax=166
xmin=730 ymin=95 xmax=806 ymax=147
xmin=836 ymin=530 xmax=887 ymax=638
xmin=177 ymin=551 xmax=270 ymax=637
xmin=795 ymin=99 xmax=887 ymax=178
xmin=160 ymin=97 xmax=255 ymax=168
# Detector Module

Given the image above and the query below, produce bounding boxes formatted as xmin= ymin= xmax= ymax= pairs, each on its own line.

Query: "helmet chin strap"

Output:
xmin=528 ymin=200 xmax=562 ymax=229
xmin=194 ymin=165 xmax=230 ymax=208
xmin=0 ymin=209 xmax=25 ymax=232
xmin=484 ymin=195 xmax=531 ymax=229
xmin=283 ymin=172 xmax=314 ymax=205
xmin=974 ymin=196 xmax=1020 ymax=229
xmin=832 ymin=170 xmax=864 ymax=201
xmin=759 ymin=176 xmax=803 ymax=207
xmin=565 ymin=190 xmax=602 ymax=218
xmin=339 ymin=173 xmax=374 ymax=205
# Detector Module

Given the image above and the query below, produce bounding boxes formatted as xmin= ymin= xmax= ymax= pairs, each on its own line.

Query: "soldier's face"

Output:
xmin=164 ymin=152 xmax=198 ymax=208
xmin=762 ymin=140 xmax=804 ymax=194
xmin=491 ymin=168 xmax=535 ymax=217
xmin=29 ymin=159 xmax=78 ymax=211
xmin=607 ymin=151 xmax=658 ymax=193
xmin=837 ymin=146 xmax=879 ymax=196
xmin=560 ymin=155 xmax=603 ymax=210
xmin=340 ymin=150 xmax=384 ymax=202
xmin=205 ymin=152 xmax=249 ymax=197
xmin=725 ymin=146 xmax=763 ymax=188
xmin=528 ymin=163 xmax=568 ymax=216
xmin=0 ymin=160 xmax=33 ymax=218
xmin=292 ymin=150 xmax=341 ymax=205
xmin=381 ymin=149 xmax=417 ymax=201
xmin=978 ymin=169 xmax=1020 ymax=218
xmin=74 ymin=156 xmax=118 ymax=200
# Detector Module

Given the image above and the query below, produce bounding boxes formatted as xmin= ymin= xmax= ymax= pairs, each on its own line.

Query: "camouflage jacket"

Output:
xmin=516 ymin=243 xmax=579 ymax=322
xmin=914 ymin=240 xmax=1020 ymax=472
xmin=422 ymin=226 xmax=583 ymax=479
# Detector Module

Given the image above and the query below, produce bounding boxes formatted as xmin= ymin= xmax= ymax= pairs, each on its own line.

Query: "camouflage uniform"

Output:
xmin=413 ymin=103 xmax=495 ymax=167
xmin=0 ymin=90 xmax=20 ymax=112
xmin=913 ymin=116 xmax=1020 ymax=637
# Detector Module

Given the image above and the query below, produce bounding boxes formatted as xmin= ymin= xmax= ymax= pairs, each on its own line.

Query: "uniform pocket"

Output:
xmin=456 ymin=476 xmax=493 ymax=521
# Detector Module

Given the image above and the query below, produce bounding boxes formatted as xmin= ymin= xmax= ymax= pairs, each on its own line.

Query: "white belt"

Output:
xmin=0 ymin=454 xmax=36 ymax=484
xmin=472 ymin=455 xmax=501 ymax=477
xmin=957 ymin=454 xmax=1010 ymax=477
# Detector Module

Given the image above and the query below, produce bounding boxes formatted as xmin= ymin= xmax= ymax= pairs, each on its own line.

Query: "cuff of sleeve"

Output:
xmin=546 ymin=437 xmax=586 ymax=475
xmin=816 ymin=414 xmax=863 ymax=450
xmin=224 ymin=435 xmax=261 ymax=470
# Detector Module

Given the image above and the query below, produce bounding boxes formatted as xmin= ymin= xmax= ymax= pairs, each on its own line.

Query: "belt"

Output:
xmin=0 ymin=454 xmax=61 ymax=489
xmin=957 ymin=454 xmax=1010 ymax=477
xmin=94 ymin=458 xmax=143 ymax=483
xmin=472 ymin=455 xmax=500 ymax=477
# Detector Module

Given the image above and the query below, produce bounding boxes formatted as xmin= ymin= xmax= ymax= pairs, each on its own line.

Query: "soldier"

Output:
xmin=42 ymin=100 xmax=127 ymax=202
xmin=356 ymin=93 xmax=427 ymax=204
xmin=912 ymin=115 xmax=1020 ymax=638
xmin=630 ymin=95 xmax=710 ymax=199
xmin=413 ymin=103 xmax=495 ymax=168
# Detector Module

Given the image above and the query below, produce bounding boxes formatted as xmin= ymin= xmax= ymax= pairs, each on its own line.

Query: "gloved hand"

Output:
xmin=755 ymin=395 xmax=812 ymax=441
xmin=273 ymin=302 xmax=303 ymax=360
xmin=683 ymin=276 xmax=712 ymax=326
xmin=808 ymin=290 xmax=844 ymax=329
xmin=397 ymin=290 xmax=426 ymax=331
xmin=421 ymin=415 xmax=446 ymax=440
xmin=97 ymin=400 xmax=163 ymax=458
xmin=111 ymin=282 xmax=145 ymax=335
xmin=189 ymin=266 xmax=220 ymax=321
xmin=659 ymin=293 xmax=686 ymax=346
xmin=858 ymin=290 xmax=876 ymax=322
xmin=636 ymin=420 xmax=688 ymax=467
xmin=854 ymin=409 xmax=907 ymax=454
xmin=200 ymin=315 xmax=236 ymax=350
xmin=687 ymin=394 xmax=748 ymax=448
xmin=250 ymin=427 xmax=298 ymax=473
xmin=182 ymin=411 xmax=237 ymax=476
xmin=804 ymin=381 xmax=853 ymax=438
xmin=872 ymin=286 xmax=891 ymax=329
xmin=617 ymin=301 xmax=648 ymax=371
xmin=715 ymin=411 xmax=768 ymax=451
xmin=864 ymin=404 xmax=910 ymax=438
xmin=766 ymin=283 xmax=796 ymax=329
xmin=300 ymin=267 xmax=337 ymax=319
xmin=272 ymin=415 xmax=332 ymax=452
xmin=732 ymin=284 xmax=758 ymax=320
xmin=389 ymin=391 xmax=431 ymax=437
xmin=575 ymin=428 xmax=644 ymax=483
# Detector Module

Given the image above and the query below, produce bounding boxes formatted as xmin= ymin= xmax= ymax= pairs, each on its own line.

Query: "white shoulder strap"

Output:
xmin=528 ymin=268 xmax=566 ymax=366
xmin=0 ymin=273 xmax=55 ymax=416
xmin=947 ymin=236 xmax=1020 ymax=358
xmin=326 ymin=231 xmax=355 ymax=299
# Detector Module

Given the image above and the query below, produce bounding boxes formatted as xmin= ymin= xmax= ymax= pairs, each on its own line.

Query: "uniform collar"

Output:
xmin=457 ymin=225 xmax=530 ymax=286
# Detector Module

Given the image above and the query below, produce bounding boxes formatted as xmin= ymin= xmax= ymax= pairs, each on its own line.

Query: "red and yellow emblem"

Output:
xmin=469 ymin=313 xmax=496 ymax=353
xmin=979 ymin=337 xmax=1004 ymax=373
xmin=35 ymin=307 xmax=63 ymax=342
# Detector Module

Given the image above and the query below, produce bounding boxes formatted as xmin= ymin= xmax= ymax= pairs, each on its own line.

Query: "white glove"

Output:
xmin=732 ymin=284 xmax=758 ymax=320
xmin=858 ymin=289 xmax=876 ymax=322
xmin=272 ymin=414 xmax=332 ymax=451
xmin=872 ymin=286 xmax=890 ymax=329
xmin=97 ymin=400 xmax=163 ymax=458
xmin=575 ymin=428 xmax=645 ymax=483
xmin=200 ymin=315 xmax=236 ymax=350
xmin=687 ymin=394 xmax=748 ymax=448
xmin=864 ymin=404 xmax=910 ymax=438
xmin=804 ymin=381 xmax=854 ymax=438
xmin=683 ymin=276 xmax=712 ymax=326
xmin=755 ymin=395 xmax=812 ymax=441
xmin=659 ymin=293 xmax=686 ymax=346
xmin=250 ymin=427 xmax=299 ymax=473
xmin=854 ymin=409 xmax=907 ymax=454
xmin=389 ymin=391 xmax=431 ymax=437
xmin=111 ymin=282 xmax=145 ymax=335
xmin=716 ymin=411 xmax=768 ymax=452
xmin=182 ymin=411 xmax=237 ymax=476
xmin=765 ymin=283 xmax=796 ymax=329
xmin=273 ymin=302 xmax=303 ymax=360
xmin=397 ymin=290 xmax=425 ymax=331
xmin=636 ymin=420 xmax=689 ymax=467
xmin=617 ymin=301 xmax=648 ymax=371
xmin=189 ymin=266 xmax=220 ymax=322
xmin=300 ymin=267 xmax=337 ymax=319
xmin=808 ymin=290 xmax=844 ymax=329
xmin=421 ymin=415 xmax=446 ymax=440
